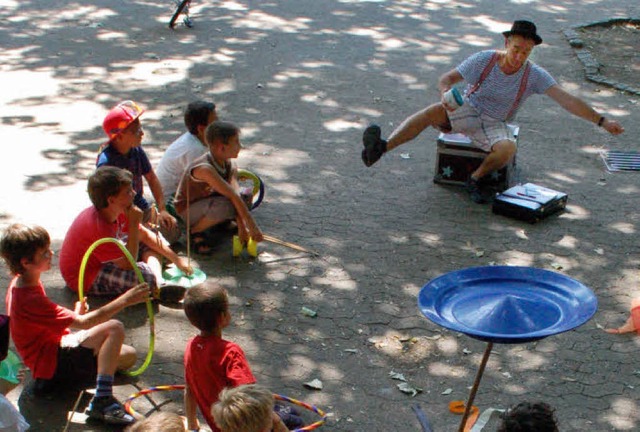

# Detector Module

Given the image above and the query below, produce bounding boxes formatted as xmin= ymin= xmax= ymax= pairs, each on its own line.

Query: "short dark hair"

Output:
xmin=0 ymin=224 xmax=50 ymax=275
xmin=88 ymin=166 xmax=133 ymax=210
xmin=185 ymin=101 xmax=216 ymax=135
xmin=183 ymin=281 xmax=229 ymax=333
xmin=205 ymin=121 xmax=239 ymax=147
xmin=497 ymin=401 xmax=559 ymax=432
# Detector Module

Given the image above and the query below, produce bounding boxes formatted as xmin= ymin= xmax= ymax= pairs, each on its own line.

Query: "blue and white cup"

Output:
xmin=443 ymin=87 xmax=464 ymax=110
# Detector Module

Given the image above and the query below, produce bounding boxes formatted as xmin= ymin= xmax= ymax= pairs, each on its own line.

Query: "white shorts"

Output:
xmin=60 ymin=330 xmax=90 ymax=348
xmin=447 ymin=101 xmax=515 ymax=152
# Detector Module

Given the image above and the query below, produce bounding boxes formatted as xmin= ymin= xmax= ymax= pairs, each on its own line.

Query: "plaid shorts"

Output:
xmin=90 ymin=261 xmax=157 ymax=296
xmin=447 ymin=101 xmax=514 ymax=152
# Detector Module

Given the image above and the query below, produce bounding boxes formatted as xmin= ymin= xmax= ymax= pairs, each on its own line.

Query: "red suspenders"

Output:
xmin=467 ymin=51 xmax=531 ymax=119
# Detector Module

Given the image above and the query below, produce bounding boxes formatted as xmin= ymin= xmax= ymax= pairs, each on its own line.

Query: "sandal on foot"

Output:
xmin=190 ymin=232 xmax=214 ymax=255
xmin=86 ymin=396 xmax=134 ymax=425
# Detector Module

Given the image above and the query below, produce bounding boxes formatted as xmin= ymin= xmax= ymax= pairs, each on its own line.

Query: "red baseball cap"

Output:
xmin=102 ymin=100 xmax=145 ymax=140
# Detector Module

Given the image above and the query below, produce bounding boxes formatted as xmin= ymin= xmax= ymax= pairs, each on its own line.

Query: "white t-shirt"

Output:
xmin=156 ymin=132 xmax=208 ymax=200
xmin=457 ymin=50 xmax=557 ymax=121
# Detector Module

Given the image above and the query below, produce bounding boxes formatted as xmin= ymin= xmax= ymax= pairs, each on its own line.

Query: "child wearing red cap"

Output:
xmin=98 ymin=100 xmax=177 ymax=237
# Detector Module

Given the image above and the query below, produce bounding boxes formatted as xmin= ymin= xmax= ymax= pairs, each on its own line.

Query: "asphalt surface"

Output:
xmin=1 ymin=1 xmax=640 ymax=431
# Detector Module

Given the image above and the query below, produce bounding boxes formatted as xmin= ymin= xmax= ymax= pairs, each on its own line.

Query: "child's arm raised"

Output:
xmin=193 ymin=165 xmax=263 ymax=242
xmin=110 ymin=205 xmax=143 ymax=271
xmin=144 ymin=170 xmax=178 ymax=231
xmin=138 ymin=225 xmax=192 ymax=275
xmin=70 ymin=283 xmax=149 ymax=329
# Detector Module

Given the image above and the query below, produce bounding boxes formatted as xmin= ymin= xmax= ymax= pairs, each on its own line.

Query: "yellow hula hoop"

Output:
xmin=77 ymin=237 xmax=155 ymax=377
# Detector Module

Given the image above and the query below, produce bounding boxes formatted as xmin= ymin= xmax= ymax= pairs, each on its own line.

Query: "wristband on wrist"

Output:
xmin=597 ymin=116 xmax=605 ymax=127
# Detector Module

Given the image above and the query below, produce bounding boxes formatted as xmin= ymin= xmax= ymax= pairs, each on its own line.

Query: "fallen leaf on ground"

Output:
xmin=389 ymin=371 xmax=407 ymax=382
xmin=303 ymin=379 xmax=323 ymax=390
xmin=397 ymin=382 xmax=422 ymax=397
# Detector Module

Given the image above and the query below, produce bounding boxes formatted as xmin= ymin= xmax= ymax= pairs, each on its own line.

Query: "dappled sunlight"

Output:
xmin=609 ymin=222 xmax=635 ymax=234
xmin=561 ymin=203 xmax=590 ymax=220
xmin=428 ymin=362 xmax=469 ymax=378
xmin=459 ymin=34 xmax=494 ymax=47
xmin=1 ymin=70 xmax=59 ymax=102
xmin=2 ymin=1 xmax=639 ymax=430
xmin=495 ymin=251 xmax=535 ymax=267
xmin=235 ymin=10 xmax=312 ymax=33
xmin=301 ymin=92 xmax=340 ymax=107
xmin=124 ymin=59 xmax=193 ymax=87
xmin=546 ymin=171 xmax=580 ymax=184
xmin=602 ymin=398 xmax=640 ymax=430
xmin=505 ymin=348 xmax=550 ymax=371
xmin=473 ymin=16 xmax=512 ymax=35
xmin=323 ymin=118 xmax=362 ymax=132
xmin=209 ymin=78 xmax=238 ymax=94
xmin=435 ymin=335 xmax=460 ymax=355
xmin=346 ymin=26 xmax=406 ymax=51
xmin=555 ymin=234 xmax=578 ymax=249
xmin=218 ymin=0 xmax=249 ymax=11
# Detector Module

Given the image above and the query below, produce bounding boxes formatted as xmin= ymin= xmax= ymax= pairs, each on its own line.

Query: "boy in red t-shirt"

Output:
xmin=1 ymin=224 xmax=149 ymax=426
xmin=183 ymin=282 xmax=303 ymax=431
xmin=183 ymin=282 xmax=256 ymax=431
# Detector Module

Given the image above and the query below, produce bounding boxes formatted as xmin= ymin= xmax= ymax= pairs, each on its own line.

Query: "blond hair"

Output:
xmin=212 ymin=384 xmax=274 ymax=432
xmin=124 ymin=412 xmax=186 ymax=432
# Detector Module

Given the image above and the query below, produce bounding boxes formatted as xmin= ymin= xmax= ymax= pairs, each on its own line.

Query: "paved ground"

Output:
xmin=1 ymin=1 xmax=640 ymax=431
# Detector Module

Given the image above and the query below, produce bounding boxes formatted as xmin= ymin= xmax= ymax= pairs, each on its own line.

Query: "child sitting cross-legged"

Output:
xmin=212 ymin=384 xmax=288 ymax=432
xmin=182 ymin=282 xmax=303 ymax=431
xmin=1 ymin=224 xmax=149 ymax=426
xmin=173 ymin=120 xmax=263 ymax=254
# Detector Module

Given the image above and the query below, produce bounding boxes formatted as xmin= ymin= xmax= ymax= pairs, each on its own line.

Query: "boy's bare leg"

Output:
xmin=141 ymin=251 xmax=164 ymax=285
xmin=117 ymin=344 xmax=137 ymax=371
xmin=81 ymin=320 xmax=127 ymax=375
xmin=190 ymin=216 xmax=225 ymax=234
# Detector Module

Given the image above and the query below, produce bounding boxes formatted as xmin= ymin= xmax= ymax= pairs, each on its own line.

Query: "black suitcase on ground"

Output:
xmin=492 ymin=183 xmax=568 ymax=223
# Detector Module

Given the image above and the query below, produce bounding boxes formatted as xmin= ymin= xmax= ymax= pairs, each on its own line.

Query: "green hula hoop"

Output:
xmin=77 ymin=237 xmax=155 ymax=377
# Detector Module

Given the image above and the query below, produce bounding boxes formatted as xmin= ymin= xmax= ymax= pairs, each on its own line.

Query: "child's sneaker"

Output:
xmin=361 ymin=124 xmax=387 ymax=167
xmin=85 ymin=395 xmax=135 ymax=425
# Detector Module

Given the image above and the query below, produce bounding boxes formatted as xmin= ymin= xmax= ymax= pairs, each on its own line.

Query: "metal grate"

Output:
xmin=601 ymin=150 xmax=640 ymax=172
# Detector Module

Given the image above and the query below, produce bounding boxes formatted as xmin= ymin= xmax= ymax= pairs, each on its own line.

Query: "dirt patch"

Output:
xmin=577 ymin=21 xmax=640 ymax=91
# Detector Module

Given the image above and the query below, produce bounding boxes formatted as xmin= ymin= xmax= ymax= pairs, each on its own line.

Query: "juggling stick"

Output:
xmin=263 ymin=234 xmax=319 ymax=257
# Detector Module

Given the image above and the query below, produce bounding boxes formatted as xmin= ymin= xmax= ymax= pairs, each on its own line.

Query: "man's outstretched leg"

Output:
xmin=361 ymin=104 xmax=449 ymax=167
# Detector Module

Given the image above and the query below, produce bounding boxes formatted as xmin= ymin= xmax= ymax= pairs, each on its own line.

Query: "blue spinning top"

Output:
xmin=418 ymin=266 xmax=597 ymax=343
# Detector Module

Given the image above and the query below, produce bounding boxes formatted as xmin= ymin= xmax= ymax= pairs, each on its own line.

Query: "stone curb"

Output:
xmin=563 ymin=18 xmax=640 ymax=96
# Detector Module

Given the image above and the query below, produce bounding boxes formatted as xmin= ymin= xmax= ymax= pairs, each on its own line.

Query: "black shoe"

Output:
xmin=361 ymin=124 xmax=387 ymax=167
xmin=465 ymin=178 xmax=489 ymax=204
xmin=86 ymin=395 xmax=135 ymax=425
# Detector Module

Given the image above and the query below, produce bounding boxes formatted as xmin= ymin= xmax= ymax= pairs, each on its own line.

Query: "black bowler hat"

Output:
xmin=502 ymin=20 xmax=543 ymax=45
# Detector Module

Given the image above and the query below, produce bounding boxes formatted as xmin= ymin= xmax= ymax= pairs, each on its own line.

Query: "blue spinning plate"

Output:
xmin=418 ymin=266 xmax=597 ymax=343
